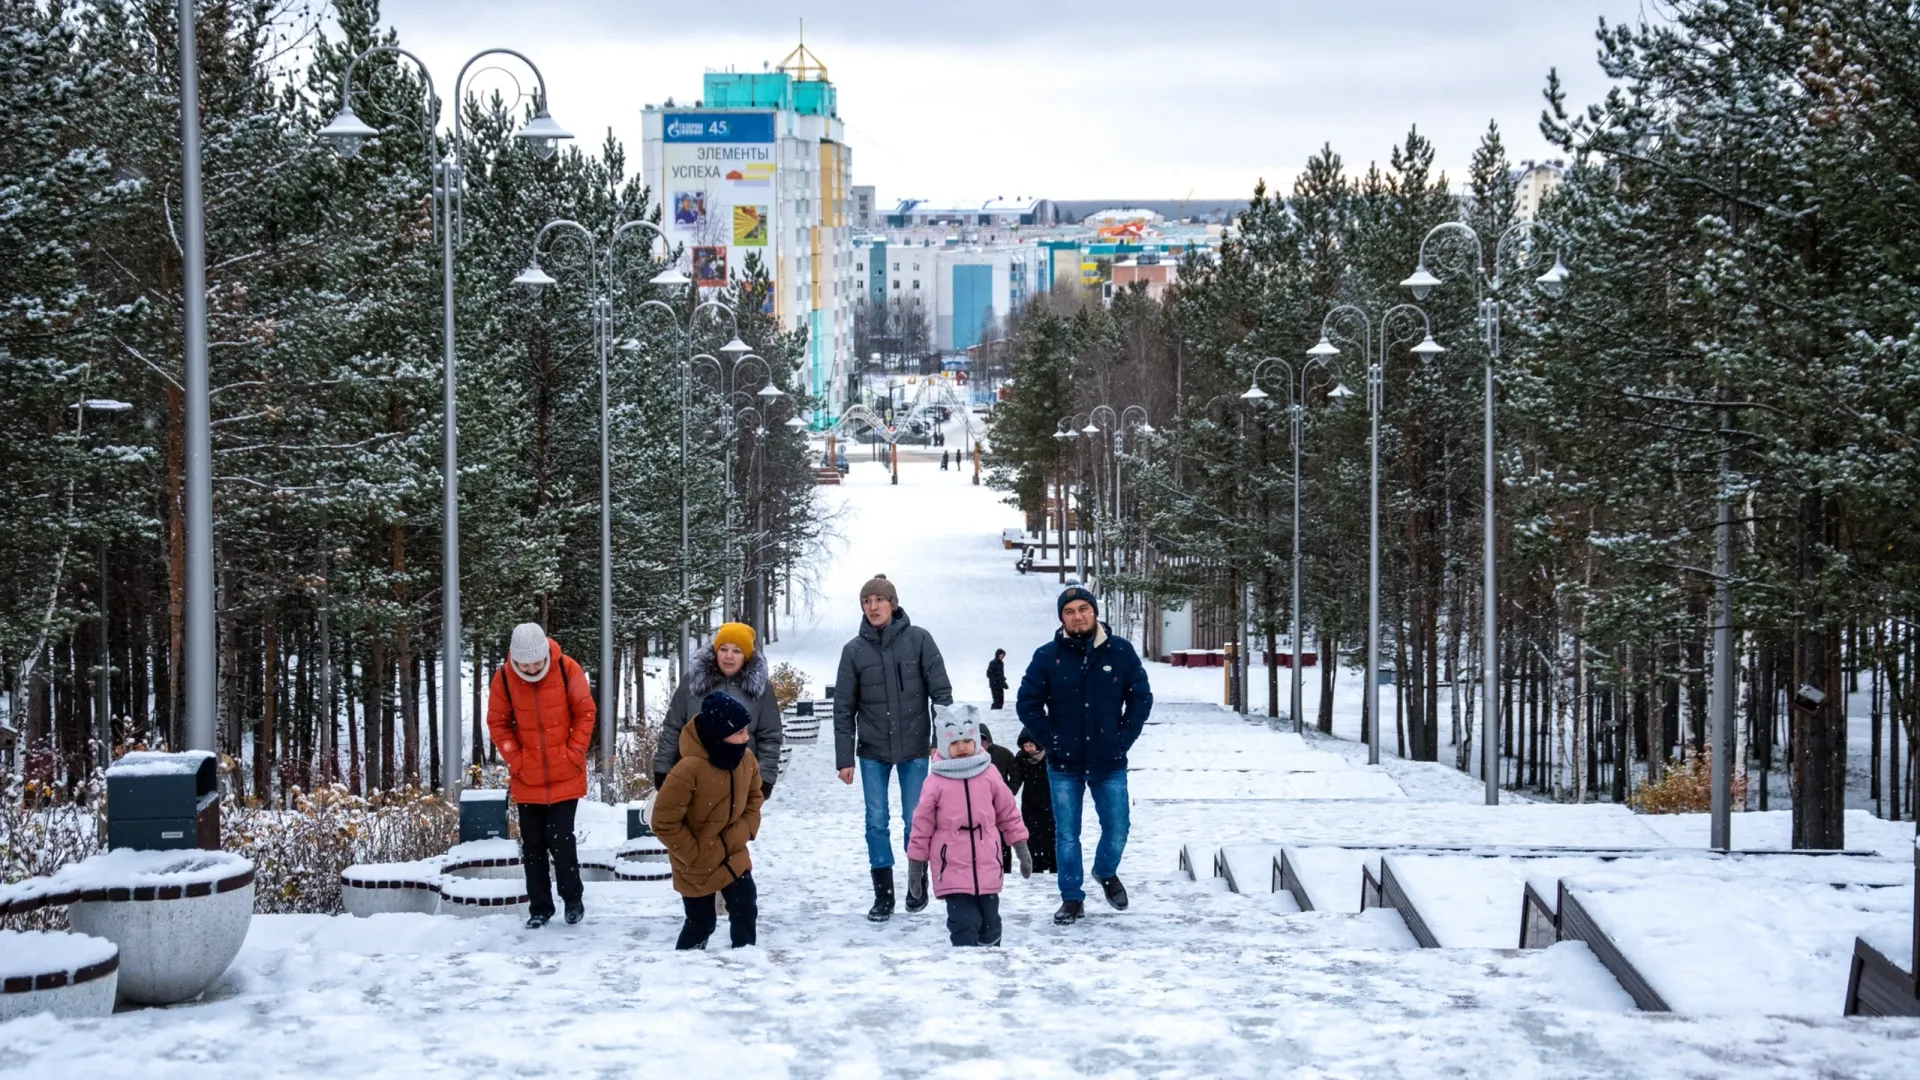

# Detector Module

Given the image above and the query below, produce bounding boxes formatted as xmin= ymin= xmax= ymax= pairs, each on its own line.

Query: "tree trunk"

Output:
xmin=257 ymin=604 xmax=276 ymax=803
xmin=1791 ymin=492 xmax=1845 ymax=849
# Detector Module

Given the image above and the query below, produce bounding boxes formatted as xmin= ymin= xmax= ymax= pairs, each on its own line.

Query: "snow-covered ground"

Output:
xmin=6 ymin=456 xmax=1918 ymax=1077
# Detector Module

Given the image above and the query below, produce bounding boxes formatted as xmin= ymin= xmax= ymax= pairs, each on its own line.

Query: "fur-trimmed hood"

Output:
xmin=687 ymin=643 xmax=770 ymax=701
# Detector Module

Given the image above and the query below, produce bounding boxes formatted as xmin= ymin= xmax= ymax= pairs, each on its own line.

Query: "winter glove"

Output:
xmin=1012 ymin=841 xmax=1033 ymax=879
xmin=652 ymin=771 xmax=668 ymax=792
xmin=906 ymin=859 xmax=930 ymax=912
xmin=760 ymin=781 xmax=775 ymax=800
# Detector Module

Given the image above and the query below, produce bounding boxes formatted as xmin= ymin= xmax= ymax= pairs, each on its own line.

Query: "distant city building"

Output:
xmin=850 ymin=185 xmax=875 ymax=230
xmin=1513 ymin=160 xmax=1565 ymax=220
xmin=852 ymin=238 xmax=1034 ymax=354
xmin=641 ymin=38 xmax=854 ymax=416
xmin=881 ymin=197 xmax=1056 ymax=229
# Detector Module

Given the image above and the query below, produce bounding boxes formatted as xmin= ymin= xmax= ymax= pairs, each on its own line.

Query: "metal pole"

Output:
xmin=99 ymin=535 xmax=111 ymax=759
xmin=1481 ymin=299 xmax=1499 ymax=805
xmin=437 ymin=157 xmax=463 ymax=796
xmin=1710 ymin=404 xmax=1734 ymax=849
xmin=1290 ymin=402 xmax=1303 ymax=734
xmin=1367 ymin=351 xmax=1382 ymax=766
xmin=598 ymin=295 xmax=615 ymax=786
xmin=179 ymin=0 xmax=216 ymax=754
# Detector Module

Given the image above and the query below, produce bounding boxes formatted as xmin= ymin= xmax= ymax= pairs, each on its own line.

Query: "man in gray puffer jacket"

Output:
xmin=654 ymin=622 xmax=784 ymax=797
xmin=834 ymin=574 xmax=952 ymax=922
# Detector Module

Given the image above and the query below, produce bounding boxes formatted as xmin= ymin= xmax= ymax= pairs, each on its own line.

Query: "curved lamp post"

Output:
xmin=1312 ymin=305 xmax=1444 ymax=765
xmin=320 ymin=46 xmax=572 ymax=795
xmin=628 ymin=298 xmax=748 ymax=682
xmin=1404 ymin=221 xmax=1568 ymax=804
xmin=1242 ymin=356 xmax=1348 ymax=732
xmin=515 ymin=219 xmax=678 ymax=790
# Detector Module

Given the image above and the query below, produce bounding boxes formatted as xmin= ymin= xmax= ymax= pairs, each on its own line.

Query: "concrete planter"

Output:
xmin=67 ymin=871 xmax=253 ymax=1006
xmin=0 ymin=849 xmax=254 ymax=1008
xmin=0 ymin=930 xmax=119 ymax=1023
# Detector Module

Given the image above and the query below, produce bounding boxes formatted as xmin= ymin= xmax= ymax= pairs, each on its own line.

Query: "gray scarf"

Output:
xmin=931 ymin=749 xmax=993 ymax=780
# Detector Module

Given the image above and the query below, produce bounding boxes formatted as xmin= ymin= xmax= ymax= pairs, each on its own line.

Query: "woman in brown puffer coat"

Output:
xmin=653 ymin=691 xmax=765 ymax=949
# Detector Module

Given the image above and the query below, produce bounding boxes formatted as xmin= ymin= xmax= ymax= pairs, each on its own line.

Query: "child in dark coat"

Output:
xmin=907 ymin=706 xmax=1031 ymax=946
xmin=1008 ymin=727 xmax=1057 ymax=874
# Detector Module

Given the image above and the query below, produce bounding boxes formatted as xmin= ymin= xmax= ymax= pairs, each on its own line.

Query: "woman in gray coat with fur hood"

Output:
xmin=653 ymin=622 xmax=785 ymax=797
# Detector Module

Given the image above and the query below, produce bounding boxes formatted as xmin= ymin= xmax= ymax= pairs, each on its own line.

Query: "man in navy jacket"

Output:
xmin=1016 ymin=586 xmax=1153 ymax=924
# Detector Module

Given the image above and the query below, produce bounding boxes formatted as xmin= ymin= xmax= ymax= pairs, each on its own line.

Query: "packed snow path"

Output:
xmin=5 ymin=457 xmax=1915 ymax=1077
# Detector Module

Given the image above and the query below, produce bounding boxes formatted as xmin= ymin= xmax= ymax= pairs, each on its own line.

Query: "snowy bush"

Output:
xmin=597 ymin=726 xmax=662 ymax=806
xmin=0 ymin=777 xmax=104 ymax=932
xmin=769 ymin=662 xmax=810 ymax=711
xmin=222 ymin=786 xmax=456 ymax=915
xmin=1627 ymin=753 xmax=1749 ymax=816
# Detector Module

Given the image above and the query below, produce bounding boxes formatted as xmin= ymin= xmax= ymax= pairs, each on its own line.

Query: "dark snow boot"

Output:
xmin=1053 ymin=900 xmax=1084 ymax=925
xmin=525 ymin=912 xmax=551 ymax=930
xmin=1100 ymin=875 xmax=1129 ymax=911
xmin=564 ymin=900 xmax=585 ymax=925
xmin=868 ymin=868 xmax=896 ymax=923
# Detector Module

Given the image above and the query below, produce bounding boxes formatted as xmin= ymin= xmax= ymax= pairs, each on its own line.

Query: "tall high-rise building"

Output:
xmin=641 ymin=39 xmax=854 ymax=418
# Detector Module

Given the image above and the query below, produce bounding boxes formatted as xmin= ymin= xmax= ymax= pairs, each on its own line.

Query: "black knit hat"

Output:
xmin=697 ymin=691 xmax=752 ymax=737
xmin=1057 ymin=585 xmax=1098 ymax=619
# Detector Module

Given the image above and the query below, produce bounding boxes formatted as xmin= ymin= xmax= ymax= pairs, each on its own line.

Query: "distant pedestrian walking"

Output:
xmin=1016 ymin=586 xmax=1153 ymax=924
xmin=941 ymin=450 xmax=950 ymax=471
xmin=987 ymin=648 xmax=1009 ymax=709
xmin=834 ymin=574 xmax=954 ymax=921
xmin=907 ymin=706 xmax=1031 ymax=947
xmin=486 ymin=623 xmax=596 ymax=929
xmin=654 ymin=691 xmax=764 ymax=950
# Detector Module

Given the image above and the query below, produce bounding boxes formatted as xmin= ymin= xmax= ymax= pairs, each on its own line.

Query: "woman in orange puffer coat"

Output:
xmin=486 ymin=623 xmax=597 ymax=928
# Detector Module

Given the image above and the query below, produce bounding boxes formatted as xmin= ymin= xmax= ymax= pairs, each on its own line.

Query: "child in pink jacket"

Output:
xmin=908 ymin=705 xmax=1032 ymax=946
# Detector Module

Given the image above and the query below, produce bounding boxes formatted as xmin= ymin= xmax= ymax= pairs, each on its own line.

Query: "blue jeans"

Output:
xmin=1047 ymin=765 xmax=1130 ymax=902
xmin=859 ymin=756 xmax=928 ymax=869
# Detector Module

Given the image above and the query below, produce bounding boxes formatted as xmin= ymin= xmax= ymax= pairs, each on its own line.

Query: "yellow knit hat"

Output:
xmin=712 ymin=622 xmax=756 ymax=660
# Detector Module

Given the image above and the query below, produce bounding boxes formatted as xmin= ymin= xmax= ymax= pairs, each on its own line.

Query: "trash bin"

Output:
xmin=627 ymin=794 xmax=656 ymax=839
xmin=794 ymin=701 xmax=814 ymax=717
xmin=104 ymin=751 xmax=219 ymax=851
xmin=459 ymin=789 xmax=510 ymax=843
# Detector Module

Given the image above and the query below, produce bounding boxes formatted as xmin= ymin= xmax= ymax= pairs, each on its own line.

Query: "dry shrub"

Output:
xmin=1628 ymin=752 xmax=1749 ymax=815
xmin=597 ymin=724 xmax=663 ymax=805
xmin=0 ymin=775 xmax=104 ymax=931
xmin=223 ymin=785 xmax=457 ymax=914
xmin=769 ymin=662 xmax=810 ymax=711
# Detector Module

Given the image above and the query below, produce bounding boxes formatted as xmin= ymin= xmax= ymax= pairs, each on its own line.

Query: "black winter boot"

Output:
xmin=868 ymin=868 xmax=896 ymax=922
xmin=1100 ymin=875 xmax=1129 ymax=911
xmin=1053 ymin=900 xmax=1084 ymax=925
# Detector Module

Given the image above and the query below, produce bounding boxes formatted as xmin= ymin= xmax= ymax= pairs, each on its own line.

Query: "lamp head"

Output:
xmin=1411 ymin=334 xmax=1446 ymax=360
xmin=515 ymin=108 xmax=573 ymax=161
xmin=513 ymin=262 xmax=557 ymax=289
xmin=651 ymin=266 xmax=691 ymax=288
xmin=721 ymin=337 xmax=752 ymax=356
xmin=785 ymin=416 xmax=806 ymax=431
xmin=75 ymin=398 xmax=134 ymax=413
xmin=1137 ymin=421 xmax=1155 ymax=434
xmin=1306 ymin=337 xmax=1340 ymax=359
xmin=318 ymin=105 xmax=379 ymax=158
xmin=1081 ymin=423 xmax=1100 ymax=435
xmin=1401 ymin=263 xmax=1441 ymax=301
xmin=1239 ymin=381 xmax=1269 ymax=402
xmin=1537 ymin=256 xmax=1570 ymax=298
xmin=758 ymin=383 xmax=783 ymax=400
xmin=1327 ymin=382 xmax=1355 ymax=401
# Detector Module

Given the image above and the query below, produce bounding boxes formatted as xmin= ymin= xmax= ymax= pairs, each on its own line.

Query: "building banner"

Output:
xmin=673 ymin=191 xmax=707 ymax=227
xmin=732 ymin=205 xmax=769 ymax=246
xmin=692 ymin=246 xmax=728 ymax=288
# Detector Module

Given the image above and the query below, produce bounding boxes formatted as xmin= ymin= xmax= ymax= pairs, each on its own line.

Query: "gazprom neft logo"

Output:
xmin=663 ymin=111 xmax=775 ymax=144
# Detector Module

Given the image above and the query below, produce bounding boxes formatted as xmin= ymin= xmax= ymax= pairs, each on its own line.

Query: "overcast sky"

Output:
xmin=373 ymin=0 xmax=1654 ymax=203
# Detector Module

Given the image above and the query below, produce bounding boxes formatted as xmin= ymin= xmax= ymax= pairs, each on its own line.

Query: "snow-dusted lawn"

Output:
xmin=6 ymin=458 xmax=1918 ymax=1076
